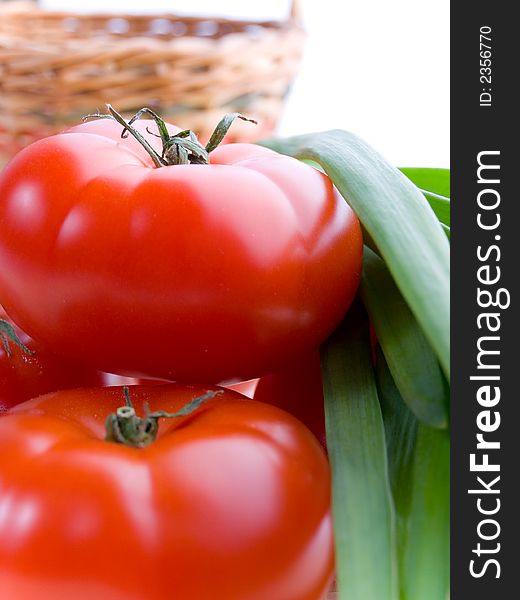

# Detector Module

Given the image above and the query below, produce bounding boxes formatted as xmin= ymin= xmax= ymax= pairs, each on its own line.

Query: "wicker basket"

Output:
xmin=0 ymin=0 xmax=305 ymax=162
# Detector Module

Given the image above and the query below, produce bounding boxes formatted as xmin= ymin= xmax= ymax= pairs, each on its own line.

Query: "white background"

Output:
xmin=41 ymin=0 xmax=449 ymax=167
xmin=280 ymin=1 xmax=450 ymax=167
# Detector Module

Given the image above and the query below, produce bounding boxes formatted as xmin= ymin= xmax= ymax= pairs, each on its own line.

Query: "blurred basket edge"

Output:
xmin=0 ymin=0 xmax=305 ymax=163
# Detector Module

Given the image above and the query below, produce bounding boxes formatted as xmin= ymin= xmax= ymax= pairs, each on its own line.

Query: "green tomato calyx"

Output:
xmin=84 ymin=105 xmax=257 ymax=167
xmin=105 ymin=386 xmax=222 ymax=448
xmin=0 ymin=319 xmax=33 ymax=358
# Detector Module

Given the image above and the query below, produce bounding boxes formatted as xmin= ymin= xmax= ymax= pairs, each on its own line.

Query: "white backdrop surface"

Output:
xmin=278 ymin=1 xmax=450 ymax=167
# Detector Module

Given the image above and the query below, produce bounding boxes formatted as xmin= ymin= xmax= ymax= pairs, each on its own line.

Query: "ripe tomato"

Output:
xmin=254 ymin=352 xmax=326 ymax=449
xmin=0 ymin=113 xmax=362 ymax=382
xmin=0 ymin=306 xmax=103 ymax=412
xmin=0 ymin=385 xmax=333 ymax=600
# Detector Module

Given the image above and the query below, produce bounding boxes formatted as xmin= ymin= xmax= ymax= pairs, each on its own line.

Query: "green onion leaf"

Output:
xmin=376 ymin=352 xmax=449 ymax=600
xmin=400 ymin=168 xmax=450 ymax=225
xmin=376 ymin=349 xmax=418 ymax=580
xmin=321 ymin=301 xmax=398 ymax=600
xmin=399 ymin=167 xmax=450 ymax=198
xmin=360 ymin=247 xmax=448 ymax=428
xmin=401 ymin=424 xmax=450 ymax=599
xmin=376 ymin=348 xmax=418 ymax=506
xmin=400 ymin=167 xmax=450 ymax=226
xmin=419 ymin=190 xmax=450 ymax=226
xmin=260 ymin=131 xmax=450 ymax=380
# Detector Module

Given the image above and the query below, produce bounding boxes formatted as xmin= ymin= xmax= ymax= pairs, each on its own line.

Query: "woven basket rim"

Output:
xmin=0 ymin=0 xmax=305 ymax=157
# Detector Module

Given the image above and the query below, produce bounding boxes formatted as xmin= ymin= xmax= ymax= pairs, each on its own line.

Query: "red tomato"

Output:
xmin=0 ymin=385 xmax=333 ymax=600
xmin=251 ymin=326 xmax=379 ymax=449
xmin=0 ymin=116 xmax=362 ymax=382
xmin=254 ymin=352 xmax=326 ymax=449
xmin=0 ymin=306 xmax=103 ymax=412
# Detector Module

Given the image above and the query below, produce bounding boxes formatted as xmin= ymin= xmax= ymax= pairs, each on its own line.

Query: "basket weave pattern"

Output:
xmin=0 ymin=1 xmax=305 ymax=160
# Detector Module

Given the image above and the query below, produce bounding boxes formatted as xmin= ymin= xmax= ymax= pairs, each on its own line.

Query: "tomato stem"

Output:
xmin=85 ymin=106 xmax=167 ymax=168
xmin=83 ymin=105 xmax=257 ymax=167
xmin=105 ymin=387 xmax=222 ymax=448
xmin=0 ymin=319 xmax=33 ymax=358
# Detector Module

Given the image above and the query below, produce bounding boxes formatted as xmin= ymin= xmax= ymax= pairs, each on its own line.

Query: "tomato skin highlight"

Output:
xmin=0 ymin=385 xmax=333 ymax=600
xmin=0 ymin=306 xmax=103 ymax=412
xmin=0 ymin=121 xmax=362 ymax=382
